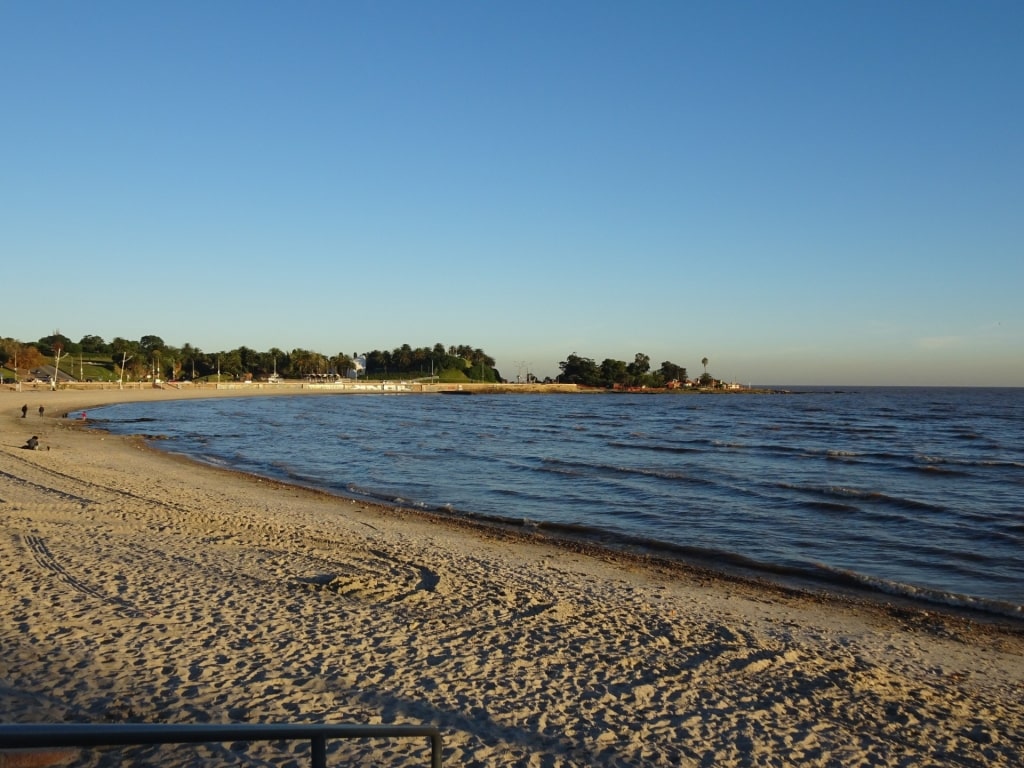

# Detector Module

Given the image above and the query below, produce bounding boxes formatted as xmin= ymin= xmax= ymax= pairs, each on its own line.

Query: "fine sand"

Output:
xmin=2 ymin=385 xmax=1022 ymax=767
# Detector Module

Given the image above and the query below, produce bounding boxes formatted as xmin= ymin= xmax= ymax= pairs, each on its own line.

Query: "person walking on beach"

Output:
xmin=21 ymin=404 xmax=28 ymax=418
xmin=38 ymin=405 xmax=44 ymax=417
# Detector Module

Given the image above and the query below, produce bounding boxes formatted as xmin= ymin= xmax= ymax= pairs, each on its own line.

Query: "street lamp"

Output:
xmin=118 ymin=353 xmax=133 ymax=390
xmin=51 ymin=347 xmax=63 ymax=391
xmin=514 ymin=360 xmax=525 ymax=384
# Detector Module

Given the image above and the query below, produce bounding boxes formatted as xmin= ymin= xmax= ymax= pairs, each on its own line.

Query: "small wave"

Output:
xmin=537 ymin=459 xmax=585 ymax=477
xmin=911 ymin=454 xmax=1024 ymax=471
xmin=780 ymin=483 xmax=949 ymax=517
xmin=543 ymin=456 xmax=725 ymax=490
xmin=342 ymin=483 xmax=404 ymax=505
xmin=979 ymin=459 xmax=1024 ymax=470
xmin=755 ymin=443 xmax=811 ymax=456
xmin=811 ymin=563 xmax=1023 ymax=621
xmin=904 ymin=464 xmax=968 ymax=477
xmin=820 ymin=486 xmax=946 ymax=513
xmin=826 ymin=449 xmax=860 ymax=458
xmin=195 ymin=454 xmax=231 ymax=468
xmin=795 ymin=499 xmax=859 ymax=514
xmin=391 ymin=496 xmax=430 ymax=509
xmin=608 ymin=441 xmax=702 ymax=455
xmin=809 ymin=485 xmax=865 ymax=499
xmin=711 ymin=440 xmax=746 ymax=449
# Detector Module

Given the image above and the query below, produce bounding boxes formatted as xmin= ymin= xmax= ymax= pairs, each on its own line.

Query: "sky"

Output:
xmin=2 ymin=1 xmax=1021 ymax=385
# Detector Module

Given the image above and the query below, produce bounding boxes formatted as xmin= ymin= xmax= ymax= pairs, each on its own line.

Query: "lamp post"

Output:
xmin=51 ymin=348 xmax=63 ymax=391
xmin=118 ymin=353 xmax=133 ymax=390
xmin=514 ymin=361 xmax=525 ymax=384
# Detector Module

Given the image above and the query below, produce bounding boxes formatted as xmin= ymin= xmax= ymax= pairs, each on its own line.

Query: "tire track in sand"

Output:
xmin=19 ymin=533 xmax=145 ymax=618
xmin=0 ymin=467 xmax=94 ymax=507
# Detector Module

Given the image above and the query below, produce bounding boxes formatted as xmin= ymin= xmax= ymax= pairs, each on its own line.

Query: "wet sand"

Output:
xmin=2 ymin=385 xmax=1022 ymax=766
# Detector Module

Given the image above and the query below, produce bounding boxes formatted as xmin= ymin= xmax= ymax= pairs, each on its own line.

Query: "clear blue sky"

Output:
xmin=2 ymin=1 xmax=1021 ymax=385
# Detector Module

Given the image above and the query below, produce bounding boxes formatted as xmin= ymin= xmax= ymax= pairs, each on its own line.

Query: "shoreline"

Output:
xmin=2 ymin=386 xmax=1023 ymax=766
xmin=72 ymin=385 xmax=1022 ymax=626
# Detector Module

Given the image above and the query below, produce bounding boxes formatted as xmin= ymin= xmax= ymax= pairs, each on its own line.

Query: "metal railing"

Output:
xmin=0 ymin=723 xmax=442 ymax=768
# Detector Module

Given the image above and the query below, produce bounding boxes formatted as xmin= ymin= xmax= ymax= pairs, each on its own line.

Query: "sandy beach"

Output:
xmin=2 ymin=385 xmax=1022 ymax=767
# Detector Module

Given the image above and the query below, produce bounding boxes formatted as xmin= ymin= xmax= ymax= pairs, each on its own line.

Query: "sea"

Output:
xmin=89 ymin=387 xmax=1024 ymax=620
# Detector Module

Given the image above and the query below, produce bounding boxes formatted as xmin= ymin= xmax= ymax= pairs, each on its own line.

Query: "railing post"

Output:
xmin=430 ymin=731 xmax=443 ymax=768
xmin=311 ymin=733 xmax=327 ymax=768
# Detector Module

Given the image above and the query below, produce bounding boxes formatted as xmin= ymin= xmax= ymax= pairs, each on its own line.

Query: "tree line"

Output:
xmin=0 ymin=333 xmax=501 ymax=383
xmin=1 ymin=331 xmax=715 ymax=388
xmin=557 ymin=352 xmax=701 ymax=389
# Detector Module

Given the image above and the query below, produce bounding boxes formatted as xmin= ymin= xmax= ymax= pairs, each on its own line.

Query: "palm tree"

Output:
xmin=701 ymin=357 xmax=709 ymax=374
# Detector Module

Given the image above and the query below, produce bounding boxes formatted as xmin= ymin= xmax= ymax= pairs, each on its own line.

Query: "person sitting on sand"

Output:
xmin=23 ymin=436 xmax=39 ymax=450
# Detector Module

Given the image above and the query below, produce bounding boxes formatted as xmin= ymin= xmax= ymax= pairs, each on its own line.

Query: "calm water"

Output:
xmin=91 ymin=388 xmax=1024 ymax=619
